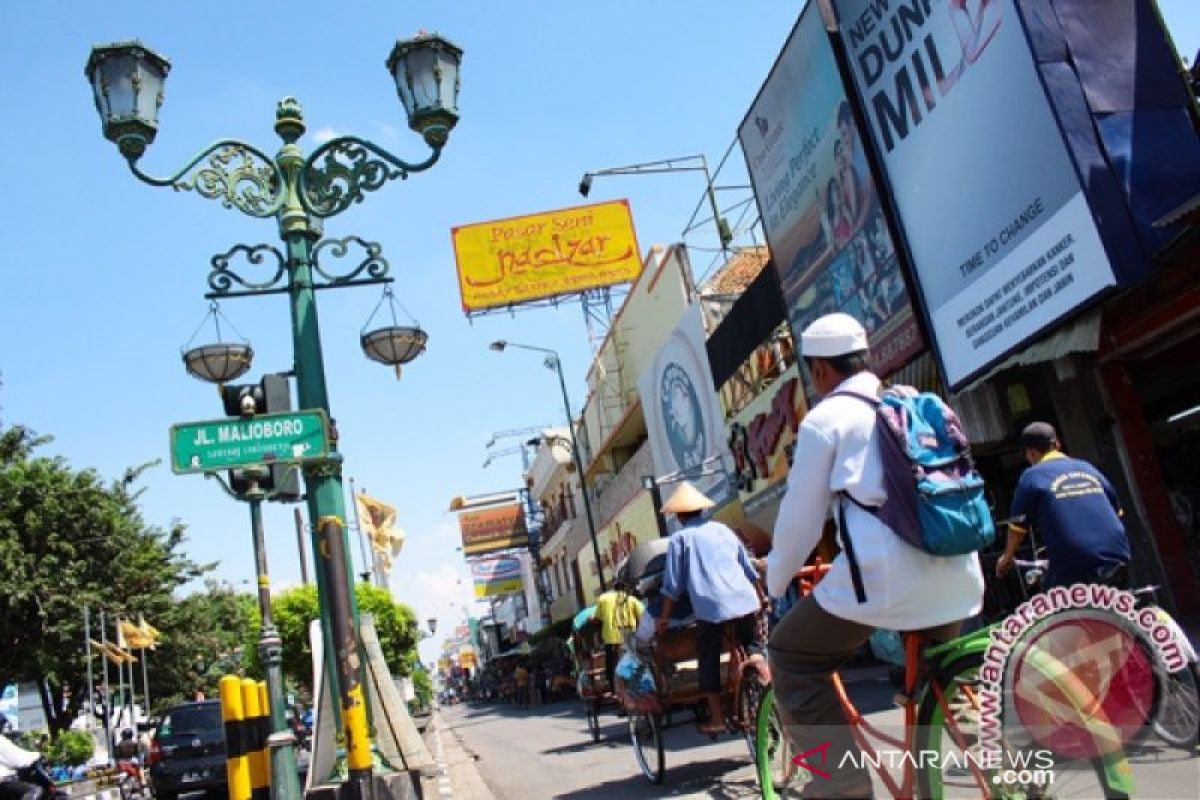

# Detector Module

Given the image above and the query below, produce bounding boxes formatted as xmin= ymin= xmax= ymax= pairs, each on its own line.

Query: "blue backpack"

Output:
xmin=832 ymin=386 xmax=995 ymax=601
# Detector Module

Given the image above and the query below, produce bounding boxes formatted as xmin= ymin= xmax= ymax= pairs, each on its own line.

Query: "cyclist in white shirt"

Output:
xmin=766 ymin=313 xmax=984 ymax=799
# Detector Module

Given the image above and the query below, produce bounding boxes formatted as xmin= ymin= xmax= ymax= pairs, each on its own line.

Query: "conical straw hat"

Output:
xmin=660 ymin=481 xmax=715 ymax=514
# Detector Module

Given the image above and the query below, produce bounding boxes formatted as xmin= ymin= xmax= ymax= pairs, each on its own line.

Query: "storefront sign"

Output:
xmin=739 ymin=2 xmax=923 ymax=378
xmin=451 ymin=200 xmax=642 ymax=312
xmin=638 ymin=305 xmax=735 ymax=511
xmin=727 ymin=365 xmax=805 ymax=503
xmin=458 ymin=502 xmax=528 ymax=556
xmin=470 ymin=555 xmax=524 ymax=598
xmin=832 ymin=0 xmax=1116 ymax=388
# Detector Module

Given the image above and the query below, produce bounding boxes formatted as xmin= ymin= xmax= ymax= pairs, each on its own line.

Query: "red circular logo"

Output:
xmin=1009 ymin=613 xmax=1156 ymax=759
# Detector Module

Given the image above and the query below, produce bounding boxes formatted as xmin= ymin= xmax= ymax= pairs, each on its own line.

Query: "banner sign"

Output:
xmin=638 ymin=305 xmax=735 ymax=512
xmin=727 ymin=365 xmax=805 ymax=505
xmin=451 ymin=200 xmax=642 ymax=312
xmin=471 ymin=555 xmax=524 ymax=598
xmin=458 ymin=502 xmax=528 ymax=556
xmin=832 ymin=0 xmax=1116 ymax=387
xmin=739 ymin=3 xmax=923 ymax=378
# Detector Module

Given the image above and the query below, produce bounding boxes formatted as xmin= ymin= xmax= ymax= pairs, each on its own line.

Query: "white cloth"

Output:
xmin=0 ymin=734 xmax=40 ymax=778
xmin=767 ymin=371 xmax=984 ymax=630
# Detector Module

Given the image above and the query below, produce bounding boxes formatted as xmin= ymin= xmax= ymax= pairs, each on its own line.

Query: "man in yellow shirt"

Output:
xmin=593 ymin=580 xmax=644 ymax=690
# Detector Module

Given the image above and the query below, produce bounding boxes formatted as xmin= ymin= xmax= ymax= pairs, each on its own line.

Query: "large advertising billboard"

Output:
xmin=451 ymin=200 xmax=642 ymax=313
xmin=739 ymin=3 xmax=923 ymax=378
xmin=470 ymin=554 xmax=524 ymax=598
xmin=832 ymin=0 xmax=1116 ymax=387
xmin=458 ymin=503 xmax=528 ymax=556
xmin=638 ymin=305 xmax=735 ymax=513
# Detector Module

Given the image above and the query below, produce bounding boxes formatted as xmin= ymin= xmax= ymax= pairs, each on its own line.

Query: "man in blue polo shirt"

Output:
xmin=997 ymin=421 xmax=1131 ymax=587
xmin=655 ymin=481 xmax=764 ymax=735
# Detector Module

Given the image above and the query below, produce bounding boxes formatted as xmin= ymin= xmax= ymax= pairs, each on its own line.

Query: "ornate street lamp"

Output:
xmin=427 ymin=617 xmax=438 ymax=635
xmin=387 ymin=33 xmax=463 ymax=148
xmin=85 ymin=41 xmax=170 ymax=160
xmin=86 ymin=32 xmax=463 ymax=800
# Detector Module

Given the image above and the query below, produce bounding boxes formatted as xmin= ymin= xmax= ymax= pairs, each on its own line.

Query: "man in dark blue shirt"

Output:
xmin=997 ymin=421 xmax=1131 ymax=587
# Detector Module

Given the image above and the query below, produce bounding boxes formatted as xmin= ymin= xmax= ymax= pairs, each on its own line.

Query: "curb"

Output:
xmin=421 ymin=711 xmax=493 ymax=800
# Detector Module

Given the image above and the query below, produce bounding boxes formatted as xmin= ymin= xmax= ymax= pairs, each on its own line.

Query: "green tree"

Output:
xmin=0 ymin=419 xmax=209 ymax=733
xmin=146 ymin=580 xmax=258 ymax=709
xmin=266 ymin=583 xmax=421 ymax=692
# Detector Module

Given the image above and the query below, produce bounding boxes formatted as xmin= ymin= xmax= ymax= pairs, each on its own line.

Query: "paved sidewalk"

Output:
xmin=421 ymin=709 xmax=494 ymax=800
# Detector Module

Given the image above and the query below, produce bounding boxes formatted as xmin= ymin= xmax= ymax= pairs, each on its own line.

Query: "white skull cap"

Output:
xmin=800 ymin=312 xmax=869 ymax=358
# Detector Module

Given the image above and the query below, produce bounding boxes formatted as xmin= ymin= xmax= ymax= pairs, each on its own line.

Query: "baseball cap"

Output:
xmin=1021 ymin=421 xmax=1058 ymax=449
xmin=800 ymin=313 xmax=869 ymax=358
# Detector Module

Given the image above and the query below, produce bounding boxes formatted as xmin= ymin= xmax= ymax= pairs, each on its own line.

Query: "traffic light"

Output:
xmin=223 ymin=373 xmax=302 ymax=502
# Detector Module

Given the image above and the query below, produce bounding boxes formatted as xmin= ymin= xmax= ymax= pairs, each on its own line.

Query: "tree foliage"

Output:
xmin=266 ymin=583 xmax=421 ymax=692
xmin=148 ymin=580 xmax=258 ymax=708
xmin=0 ymin=417 xmax=210 ymax=733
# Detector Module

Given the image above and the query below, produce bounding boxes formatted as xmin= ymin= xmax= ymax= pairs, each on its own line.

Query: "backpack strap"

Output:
xmin=823 ymin=388 xmax=882 ymax=605
xmin=836 ymin=495 xmax=869 ymax=604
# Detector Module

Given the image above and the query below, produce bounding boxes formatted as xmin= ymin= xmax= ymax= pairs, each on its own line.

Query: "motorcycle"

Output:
xmin=13 ymin=759 xmax=70 ymax=800
xmin=114 ymin=758 xmax=150 ymax=800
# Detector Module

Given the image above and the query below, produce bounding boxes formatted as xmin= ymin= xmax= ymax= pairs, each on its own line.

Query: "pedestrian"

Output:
xmin=996 ymin=421 xmax=1132 ymax=588
xmin=593 ymin=580 xmax=643 ymax=692
xmin=766 ymin=312 xmax=984 ymax=799
xmin=514 ymin=662 xmax=530 ymax=708
xmin=654 ymin=481 xmax=766 ymax=736
xmin=0 ymin=730 xmax=41 ymax=800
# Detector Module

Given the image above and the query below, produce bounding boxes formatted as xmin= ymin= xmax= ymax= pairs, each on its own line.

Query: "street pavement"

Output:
xmin=427 ymin=667 xmax=1199 ymax=799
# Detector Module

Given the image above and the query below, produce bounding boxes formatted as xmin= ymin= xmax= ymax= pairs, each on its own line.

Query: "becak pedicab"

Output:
xmin=570 ymin=604 xmax=616 ymax=741
xmin=614 ymin=538 xmax=771 ymax=785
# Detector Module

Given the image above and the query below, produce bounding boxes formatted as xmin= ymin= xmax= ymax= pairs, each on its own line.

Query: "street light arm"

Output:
xmin=126 ymin=139 xmax=287 ymax=218
xmin=588 ymin=154 xmax=708 ymax=178
xmin=300 ymin=135 xmax=444 ymax=218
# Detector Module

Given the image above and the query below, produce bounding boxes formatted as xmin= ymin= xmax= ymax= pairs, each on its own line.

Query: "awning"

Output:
xmin=950 ymin=310 xmax=1103 ymax=444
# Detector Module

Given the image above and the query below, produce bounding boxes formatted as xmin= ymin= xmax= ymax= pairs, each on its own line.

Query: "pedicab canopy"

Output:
xmin=616 ymin=538 xmax=669 ymax=589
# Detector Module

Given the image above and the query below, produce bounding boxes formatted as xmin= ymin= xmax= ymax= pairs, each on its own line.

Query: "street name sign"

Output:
xmin=170 ymin=410 xmax=330 ymax=474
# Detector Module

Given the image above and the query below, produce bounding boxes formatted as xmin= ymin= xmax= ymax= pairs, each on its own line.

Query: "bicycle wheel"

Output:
xmin=586 ymin=698 xmax=600 ymax=742
xmin=737 ymin=667 xmax=769 ymax=761
xmin=1153 ymin=660 xmax=1200 ymax=749
xmin=629 ymin=710 xmax=664 ymax=784
xmin=754 ymin=686 xmax=809 ymax=799
xmin=916 ymin=653 xmax=1129 ymax=799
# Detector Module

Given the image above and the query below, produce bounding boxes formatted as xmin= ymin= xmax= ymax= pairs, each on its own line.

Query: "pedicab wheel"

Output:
xmin=629 ymin=710 xmax=665 ymax=784
xmin=586 ymin=698 xmax=600 ymax=742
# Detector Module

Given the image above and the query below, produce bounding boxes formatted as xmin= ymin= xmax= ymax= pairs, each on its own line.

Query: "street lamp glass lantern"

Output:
xmin=386 ymin=33 xmax=462 ymax=148
xmin=360 ymin=325 xmax=428 ymax=366
xmin=181 ymin=343 xmax=253 ymax=384
xmin=85 ymin=41 xmax=170 ymax=160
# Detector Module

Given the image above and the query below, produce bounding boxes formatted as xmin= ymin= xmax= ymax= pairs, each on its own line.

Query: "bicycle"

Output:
xmin=1015 ymin=557 xmax=1200 ymax=751
xmin=755 ymin=564 xmax=1139 ymax=799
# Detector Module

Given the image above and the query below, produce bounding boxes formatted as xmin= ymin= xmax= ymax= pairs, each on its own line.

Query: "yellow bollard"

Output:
xmin=256 ymin=681 xmax=272 ymax=792
xmin=219 ymin=675 xmax=252 ymax=800
xmin=241 ymin=678 xmax=269 ymax=800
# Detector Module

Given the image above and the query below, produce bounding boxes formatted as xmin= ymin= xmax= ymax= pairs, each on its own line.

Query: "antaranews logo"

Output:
xmin=978 ymin=582 xmax=1189 ymax=766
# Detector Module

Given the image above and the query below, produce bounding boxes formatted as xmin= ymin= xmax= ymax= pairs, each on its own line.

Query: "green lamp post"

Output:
xmin=86 ymin=34 xmax=462 ymax=800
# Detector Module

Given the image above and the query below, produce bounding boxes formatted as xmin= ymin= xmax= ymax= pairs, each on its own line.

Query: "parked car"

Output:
xmin=147 ymin=700 xmax=225 ymax=800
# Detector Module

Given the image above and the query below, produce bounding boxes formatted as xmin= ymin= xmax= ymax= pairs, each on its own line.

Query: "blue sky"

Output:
xmin=2 ymin=2 xmax=1196 ymax=667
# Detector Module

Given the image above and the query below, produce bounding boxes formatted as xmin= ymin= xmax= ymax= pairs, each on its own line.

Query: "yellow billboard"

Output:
xmin=452 ymin=200 xmax=642 ymax=312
